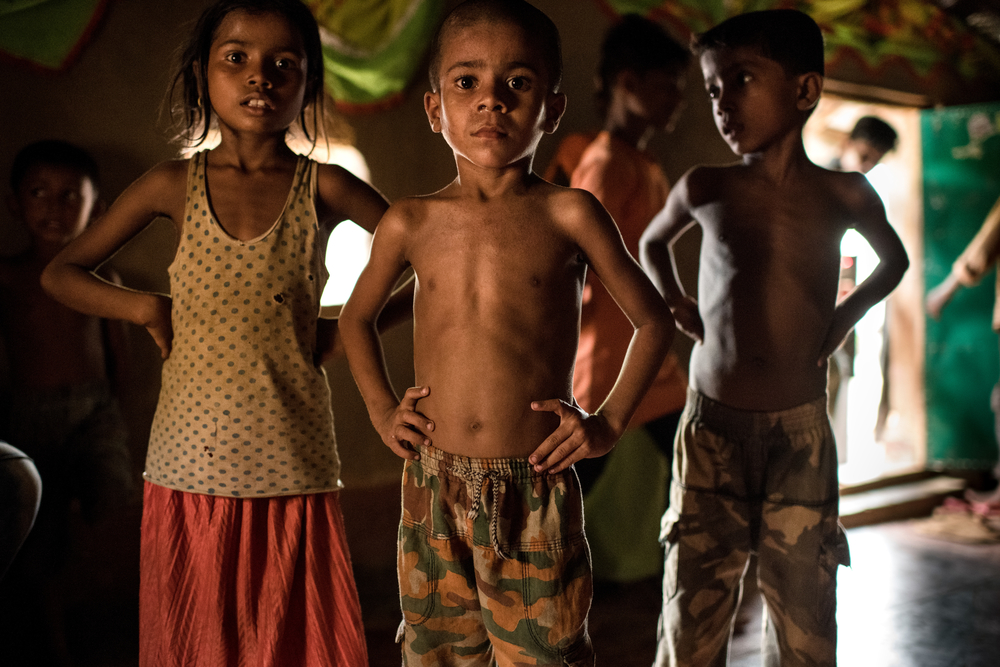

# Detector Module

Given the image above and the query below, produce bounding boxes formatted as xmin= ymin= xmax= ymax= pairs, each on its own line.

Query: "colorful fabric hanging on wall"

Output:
xmin=597 ymin=0 xmax=1000 ymax=86
xmin=0 ymin=0 xmax=109 ymax=71
xmin=304 ymin=0 xmax=444 ymax=114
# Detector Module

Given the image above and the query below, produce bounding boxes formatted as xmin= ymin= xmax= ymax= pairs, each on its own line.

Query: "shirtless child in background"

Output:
xmin=639 ymin=10 xmax=909 ymax=666
xmin=339 ymin=1 xmax=673 ymax=663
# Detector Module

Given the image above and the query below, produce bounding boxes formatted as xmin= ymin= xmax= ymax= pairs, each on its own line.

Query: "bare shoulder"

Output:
xmin=123 ymin=158 xmax=190 ymax=224
xmin=680 ymin=163 xmax=741 ymax=207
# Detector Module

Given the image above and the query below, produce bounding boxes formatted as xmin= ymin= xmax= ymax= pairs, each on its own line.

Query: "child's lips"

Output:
xmin=242 ymin=95 xmax=273 ymax=110
xmin=473 ymin=126 xmax=506 ymax=139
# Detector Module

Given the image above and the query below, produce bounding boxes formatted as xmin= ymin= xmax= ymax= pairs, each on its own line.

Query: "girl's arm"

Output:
xmin=41 ymin=160 xmax=187 ymax=358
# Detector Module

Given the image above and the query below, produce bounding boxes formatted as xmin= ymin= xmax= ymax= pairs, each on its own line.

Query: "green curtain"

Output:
xmin=923 ymin=102 xmax=1000 ymax=469
xmin=306 ymin=0 xmax=444 ymax=114
xmin=597 ymin=0 xmax=1000 ymax=84
xmin=0 ymin=0 xmax=108 ymax=71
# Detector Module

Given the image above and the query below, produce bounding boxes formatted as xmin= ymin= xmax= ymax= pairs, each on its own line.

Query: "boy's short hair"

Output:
xmin=692 ymin=9 xmax=825 ymax=77
xmin=10 ymin=140 xmax=100 ymax=193
xmin=598 ymin=14 xmax=690 ymax=95
xmin=427 ymin=0 xmax=563 ymax=93
xmin=850 ymin=116 xmax=898 ymax=153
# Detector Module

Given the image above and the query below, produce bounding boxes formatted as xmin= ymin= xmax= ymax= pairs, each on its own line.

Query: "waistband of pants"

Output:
xmin=414 ymin=444 xmax=545 ymax=483
xmin=686 ymin=387 xmax=829 ymax=435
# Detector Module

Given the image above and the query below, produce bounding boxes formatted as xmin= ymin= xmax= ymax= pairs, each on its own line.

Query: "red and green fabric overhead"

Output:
xmin=0 ymin=0 xmax=109 ymax=71
xmin=304 ymin=0 xmax=444 ymax=114
xmin=598 ymin=0 xmax=1000 ymax=85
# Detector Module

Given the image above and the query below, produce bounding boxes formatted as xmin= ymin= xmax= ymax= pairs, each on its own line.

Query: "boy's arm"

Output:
xmin=530 ymin=191 xmax=674 ymax=473
xmin=41 ymin=161 xmax=186 ymax=359
xmin=639 ymin=170 xmax=703 ymax=341
xmin=338 ymin=203 xmax=433 ymax=460
xmin=818 ymin=176 xmax=909 ymax=362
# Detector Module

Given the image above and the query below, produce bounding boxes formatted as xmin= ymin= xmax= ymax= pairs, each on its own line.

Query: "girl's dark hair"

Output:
xmin=168 ymin=0 xmax=326 ymax=149
xmin=692 ymin=9 xmax=825 ymax=77
xmin=596 ymin=15 xmax=690 ymax=118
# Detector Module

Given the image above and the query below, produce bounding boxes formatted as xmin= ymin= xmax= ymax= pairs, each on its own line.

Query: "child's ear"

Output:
xmin=543 ymin=92 xmax=567 ymax=134
xmin=424 ymin=91 xmax=443 ymax=133
xmin=796 ymin=72 xmax=823 ymax=112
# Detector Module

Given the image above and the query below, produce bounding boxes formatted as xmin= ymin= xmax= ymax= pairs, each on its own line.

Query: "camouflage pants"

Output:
xmin=397 ymin=445 xmax=595 ymax=667
xmin=655 ymin=390 xmax=851 ymax=667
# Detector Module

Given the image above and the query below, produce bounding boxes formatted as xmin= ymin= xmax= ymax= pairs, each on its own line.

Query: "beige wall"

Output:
xmin=0 ymin=0 xmax=733 ymax=488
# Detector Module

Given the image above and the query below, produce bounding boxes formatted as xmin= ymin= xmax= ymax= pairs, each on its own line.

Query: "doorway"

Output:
xmin=803 ymin=94 xmax=926 ymax=485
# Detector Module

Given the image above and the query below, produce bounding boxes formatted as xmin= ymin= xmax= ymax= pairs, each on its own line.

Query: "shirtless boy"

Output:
xmin=0 ymin=139 xmax=132 ymax=665
xmin=638 ymin=10 xmax=909 ymax=666
xmin=338 ymin=1 xmax=673 ymax=664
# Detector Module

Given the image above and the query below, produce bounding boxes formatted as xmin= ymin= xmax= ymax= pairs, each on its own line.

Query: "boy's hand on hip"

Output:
xmin=377 ymin=386 xmax=433 ymax=460
xmin=529 ymin=399 xmax=617 ymax=474
xmin=671 ymin=297 xmax=704 ymax=342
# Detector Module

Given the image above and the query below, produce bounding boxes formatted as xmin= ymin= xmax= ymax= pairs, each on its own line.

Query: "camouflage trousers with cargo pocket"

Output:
xmin=655 ymin=389 xmax=851 ymax=667
xmin=397 ymin=444 xmax=595 ymax=667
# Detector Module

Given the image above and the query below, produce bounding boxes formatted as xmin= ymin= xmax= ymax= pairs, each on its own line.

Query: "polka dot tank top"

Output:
xmin=144 ymin=151 xmax=341 ymax=497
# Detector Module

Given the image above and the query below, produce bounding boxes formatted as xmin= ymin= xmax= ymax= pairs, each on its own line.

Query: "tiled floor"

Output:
xmin=359 ymin=518 xmax=1000 ymax=667
xmin=2 ymin=501 xmax=998 ymax=666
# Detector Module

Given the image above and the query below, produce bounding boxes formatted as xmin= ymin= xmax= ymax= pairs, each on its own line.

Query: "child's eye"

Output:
xmin=275 ymin=58 xmax=296 ymax=70
xmin=456 ymin=76 xmax=475 ymax=90
xmin=29 ymin=188 xmax=47 ymax=199
xmin=507 ymin=76 xmax=529 ymax=91
xmin=739 ymin=71 xmax=753 ymax=84
xmin=706 ymin=85 xmax=719 ymax=100
xmin=225 ymin=52 xmax=245 ymax=64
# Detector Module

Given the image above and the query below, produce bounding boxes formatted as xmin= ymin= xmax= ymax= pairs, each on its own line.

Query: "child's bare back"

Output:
xmin=649 ymin=158 xmax=908 ymax=412
xmin=387 ymin=179 xmax=594 ymax=458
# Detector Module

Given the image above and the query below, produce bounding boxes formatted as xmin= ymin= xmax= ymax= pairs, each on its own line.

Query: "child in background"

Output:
xmin=639 ymin=10 xmax=909 ymax=665
xmin=927 ymin=194 xmax=1000 ymax=507
xmin=0 ymin=138 xmax=133 ymax=667
xmin=566 ymin=14 xmax=690 ymax=499
xmin=833 ymin=115 xmax=898 ymax=175
xmin=42 ymin=1 xmax=395 ymax=664
xmin=339 ymin=1 xmax=673 ymax=664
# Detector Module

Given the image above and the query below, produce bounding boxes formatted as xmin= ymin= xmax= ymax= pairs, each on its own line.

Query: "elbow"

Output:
xmin=39 ymin=262 xmax=61 ymax=300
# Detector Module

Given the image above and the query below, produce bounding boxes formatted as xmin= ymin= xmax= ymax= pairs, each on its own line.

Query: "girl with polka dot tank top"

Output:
xmin=41 ymin=2 xmax=403 ymax=664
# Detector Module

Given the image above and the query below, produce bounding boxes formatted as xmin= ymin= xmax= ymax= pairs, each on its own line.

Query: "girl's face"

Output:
xmin=205 ymin=10 xmax=308 ymax=138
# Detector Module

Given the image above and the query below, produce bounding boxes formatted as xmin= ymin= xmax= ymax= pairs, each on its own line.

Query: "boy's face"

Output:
xmin=700 ymin=46 xmax=815 ymax=156
xmin=839 ymin=138 xmax=887 ymax=174
xmin=424 ymin=18 xmax=566 ymax=172
xmin=623 ymin=66 xmax=687 ymax=133
xmin=9 ymin=164 xmax=98 ymax=246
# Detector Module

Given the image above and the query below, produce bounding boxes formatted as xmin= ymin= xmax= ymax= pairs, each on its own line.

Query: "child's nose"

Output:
xmin=477 ymin=81 xmax=507 ymax=112
xmin=247 ymin=65 xmax=273 ymax=89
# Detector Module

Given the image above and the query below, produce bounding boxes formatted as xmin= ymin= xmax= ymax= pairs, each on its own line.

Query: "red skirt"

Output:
xmin=139 ymin=482 xmax=369 ymax=667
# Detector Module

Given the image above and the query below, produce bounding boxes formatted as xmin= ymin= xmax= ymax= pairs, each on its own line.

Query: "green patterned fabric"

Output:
xmin=598 ymin=0 xmax=1000 ymax=83
xmin=922 ymin=103 xmax=1000 ymax=469
xmin=305 ymin=0 xmax=444 ymax=113
xmin=0 ymin=0 xmax=108 ymax=71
